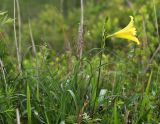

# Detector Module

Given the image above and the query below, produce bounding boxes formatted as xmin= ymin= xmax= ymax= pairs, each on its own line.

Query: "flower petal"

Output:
xmin=115 ymin=34 xmax=140 ymax=45
xmin=106 ymin=16 xmax=140 ymax=45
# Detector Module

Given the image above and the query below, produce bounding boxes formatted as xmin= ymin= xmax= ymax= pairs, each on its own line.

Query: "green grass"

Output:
xmin=1 ymin=51 xmax=159 ymax=124
xmin=0 ymin=0 xmax=160 ymax=123
xmin=27 ymin=83 xmax=31 ymax=124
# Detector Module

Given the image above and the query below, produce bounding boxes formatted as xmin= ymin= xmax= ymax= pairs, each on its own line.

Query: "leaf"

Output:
xmin=27 ymin=83 xmax=32 ymax=124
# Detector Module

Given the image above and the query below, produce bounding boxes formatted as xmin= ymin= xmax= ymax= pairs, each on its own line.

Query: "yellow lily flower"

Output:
xmin=107 ymin=16 xmax=140 ymax=45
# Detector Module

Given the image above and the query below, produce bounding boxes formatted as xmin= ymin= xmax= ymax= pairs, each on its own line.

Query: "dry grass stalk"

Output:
xmin=76 ymin=0 xmax=84 ymax=60
xmin=16 ymin=108 xmax=21 ymax=124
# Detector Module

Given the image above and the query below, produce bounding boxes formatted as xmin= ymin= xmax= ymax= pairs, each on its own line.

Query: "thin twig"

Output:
xmin=16 ymin=108 xmax=21 ymax=124
xmin=77 ymin=99 xmax=89 ymax=124
xmin=76 ymin=0 xmax=84 ymax=60
xmin=0 ymin=59 xmax=7 ymax=91
xmin=16 ymin=0 xmax=22 ymax=57
xmin=14 ymin=0 xmax=21 ymax=73
xmin=29 ymin=20 xmax=36 ymax=55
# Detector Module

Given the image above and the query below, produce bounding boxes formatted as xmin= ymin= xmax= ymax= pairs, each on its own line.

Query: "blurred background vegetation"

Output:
xmin=0 ymin=0 xmax=158 ymax=55
xmin=0 ymin=0 xmax=160 ymax=123
xmin=0 ymin=0 xmax=160 ymax=75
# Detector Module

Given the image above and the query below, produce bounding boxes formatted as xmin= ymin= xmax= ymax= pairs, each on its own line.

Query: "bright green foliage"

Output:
xmin=0 ymin=0 xmax=160 ymax=124
xmin=27 ymin=83 xmax=31 ymax=124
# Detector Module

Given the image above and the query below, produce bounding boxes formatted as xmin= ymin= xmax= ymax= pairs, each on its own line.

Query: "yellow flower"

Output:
xmin=107 ymin=16 xmax=140 ymax=45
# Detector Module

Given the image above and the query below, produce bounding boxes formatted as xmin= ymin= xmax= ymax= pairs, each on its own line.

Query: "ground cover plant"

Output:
xmin=0 ymin=0 xmax=160 ymax=123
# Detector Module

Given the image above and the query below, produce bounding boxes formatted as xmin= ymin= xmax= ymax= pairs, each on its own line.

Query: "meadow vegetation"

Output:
xmin=0 ymin=0 xmax=160 ymax=123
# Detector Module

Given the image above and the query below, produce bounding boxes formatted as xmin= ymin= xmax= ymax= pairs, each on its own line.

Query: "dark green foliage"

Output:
xmin=0 ymin=0 xmax=160 ymax=123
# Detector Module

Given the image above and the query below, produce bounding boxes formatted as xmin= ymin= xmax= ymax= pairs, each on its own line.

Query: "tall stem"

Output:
xmin=93 ymin=19 xmax=106 ymax=112
xmin=14 ymin=0 xmax=21 ymax=73
xmin=77 ymin=0 xmax=84 ymax=60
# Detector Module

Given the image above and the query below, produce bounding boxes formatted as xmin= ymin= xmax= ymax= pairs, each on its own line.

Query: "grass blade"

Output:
xmin=27 ymin=83 xmax=31 ymax=124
